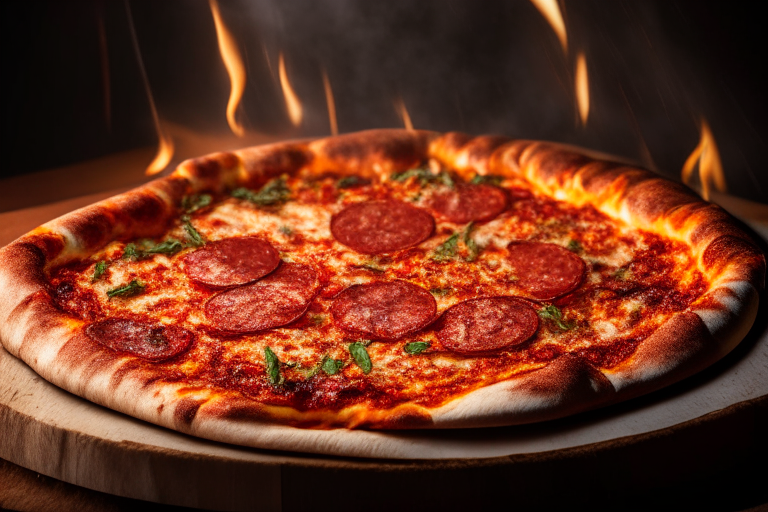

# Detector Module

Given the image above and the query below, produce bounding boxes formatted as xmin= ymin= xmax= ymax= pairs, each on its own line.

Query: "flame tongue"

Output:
xmin=279 ymin=53 xmax=303 ymax=127
xmin=210 ymin=0 xmax=246 ymax=137
xmin=393 ymin=97 xmax=413 ymax=130
xmin=322 ymin=69 xmax=338 ymax=135
xmin=529 ymin=0 xmax=567 ymax=53
xmin=575 ymin=52 xmax=589 ymax=125
xmin=146 ymin=126 xmax=175 ymax=175
xmin=682 ymin=118 xmax=726 ymax=201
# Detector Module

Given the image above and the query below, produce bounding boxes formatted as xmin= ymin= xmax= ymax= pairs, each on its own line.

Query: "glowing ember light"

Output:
xmin=575 ymin=51 xmax=590 ymax=125
xmin=322 ymin=69 xmax=338 ymax=136
xmin=210 ymin=0 xmax=246 ymax=137
xmin=279 ymin=53 xmax=303 ymax=127
xmin=393 ymin=97 xmax=413 ymax=130
xmin=146 ymin=126 xmax=175 ymax=176
xmin=682 ymin=118 xmax=727 ymax=201
xmin=530 ymin=0 xmax=568 ymax=53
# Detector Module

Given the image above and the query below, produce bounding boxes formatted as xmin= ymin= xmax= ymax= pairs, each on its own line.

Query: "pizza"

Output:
xmin=0 ymin=130 xmax=763 ymax=446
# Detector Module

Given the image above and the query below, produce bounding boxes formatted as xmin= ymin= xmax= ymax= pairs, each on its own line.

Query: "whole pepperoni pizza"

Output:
xmin=0 ymin=130 xmax=764 ymax=447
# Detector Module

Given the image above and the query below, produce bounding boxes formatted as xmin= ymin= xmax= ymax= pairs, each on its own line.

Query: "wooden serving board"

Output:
xmin=1 ymin=173 xmax=767 ymax=511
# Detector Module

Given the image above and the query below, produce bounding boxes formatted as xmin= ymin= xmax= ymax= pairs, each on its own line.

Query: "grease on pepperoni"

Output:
xmin=86 ymin=319 xmax=194 ymax=361
xmin=331 ymin=280 xmax=437 ymax=340
xmin=330 ymin=200 xmax=434 ymax=254
xmin=183 ymin=236 xmax=280 ymax=288
xmin=205 ymin=263 xmax=320 ymax=333
xmin=427 ymin=184 xmax=507 ymax=224
xmin=507 ymin=241 xmax=586 ymax=300
xmin=436 ymin=297 xmax=539 ymax=354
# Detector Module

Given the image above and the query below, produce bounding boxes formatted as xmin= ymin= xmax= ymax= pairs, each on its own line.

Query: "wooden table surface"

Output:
xmin=1 ymin=150 xmax=767 ymax=511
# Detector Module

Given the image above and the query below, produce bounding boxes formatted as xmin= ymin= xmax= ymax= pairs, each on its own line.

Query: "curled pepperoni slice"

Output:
xmin=331 ymin=280 xmax=437 ymax=340
xmin=183 ymin=236 xmax=280 ymax=288
xmin=436 ymin=297 xmax=539 ymax=354
xmin=331 ymin=200 xmax=434 ymax=254
xmin=428 ymin=184 xmax=507 ymax=224
xmin=86 ymin=319 xmax=193 ymax=361
xmin=507 ymin=241 xmax=586 ymax=300
xmin=205 ymin=263 xmax=320 ymax=333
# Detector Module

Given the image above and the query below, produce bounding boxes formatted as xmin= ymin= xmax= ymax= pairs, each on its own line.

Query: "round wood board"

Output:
xmin=1 ymin=196 xmax=767 ymax=511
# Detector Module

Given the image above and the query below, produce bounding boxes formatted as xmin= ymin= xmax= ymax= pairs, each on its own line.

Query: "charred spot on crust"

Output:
xmin=192 ymin=152 xmax=239 ymax=182
xmin=173 ymin=396 xmax=205 ymax=427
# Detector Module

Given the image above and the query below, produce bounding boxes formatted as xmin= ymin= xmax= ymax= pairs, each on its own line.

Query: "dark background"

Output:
xmin=2 ymin=0 xmax=766 ymax=203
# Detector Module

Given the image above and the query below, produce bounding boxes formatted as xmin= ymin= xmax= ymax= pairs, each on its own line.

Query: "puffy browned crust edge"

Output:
xmin=0 ymin=129 xmax=763 ymax=442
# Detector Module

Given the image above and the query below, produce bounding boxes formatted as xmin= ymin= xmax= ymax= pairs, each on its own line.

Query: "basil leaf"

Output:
xmin=181 ymin=194 xmax=212 ymax=213
xmin=538 ymin=305 xmax=574 ymax=331
xmin=321 ymin=356 xmax=344 ymax=375
xmin=264 ymin=346 xmax=284 ymax=386
xmin=463 ymin=222 xmax=480 ymax=262
xmin=429 ymin=287 xmax=453 ymax=296
xmin=122 ymin=239 xmax=183 ymax=259
xmin=404 ymin=341 xmax=430 ymax=354
xmin=432 ymin=233 xmax=460 ymax=262
xmin=348 ymin=342 xmax=372 ymax=374
xmin=107 ymin=279 xmax=145 ymax=298
xmin=232 ymin=176 xmax=290 ymax=206
xmin=337 ymin=176 xmax=370 ymax=189
xmin=567 ymin=240 xmax=583 ymax=253
xmin=182 ymin=217 xmax=205 ymax=247
xmin=354 ymin=261 xmax=386 ymax=273
xmin=309 ymin=314 xmax=326 ymax=326
xmin=145 ymin=238 xmax=183 ymax=255
xmin=470 ymin=174 xmax=503 ymax=186
xmin=390 ymin=168 xmax=452 ymax=188
xmin=92 ymin=261 xmax=109 ymax=282
xmin=279 ymin=225 xmax=294 ymax=236
xmin=122 ymin=243 xmax=141 ymax=260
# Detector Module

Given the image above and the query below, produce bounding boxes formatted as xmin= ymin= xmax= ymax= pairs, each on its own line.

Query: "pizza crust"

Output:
xmin=0 ymin=130 xmax=764 ymax=447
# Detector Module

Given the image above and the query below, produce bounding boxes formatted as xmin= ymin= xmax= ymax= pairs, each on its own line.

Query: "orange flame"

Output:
xmin=575 ymin=51 xmax=590 ymax=125
xmin=393 ymin=97 xmax=413 ymax=130
xmin=210 ymin=0 xmax=246 ymax=137
xmin=530 ymin=0 xmax=568 ymax=53
xmin=682 ymin=118 xmax=727 ymax=201
xmin=279 ymin=53 xmax=303 ymax=126
xmin=322 ymin=69 xmax=338 ymax=136
xmin=146 ymin=125 xmax=175 ymax=176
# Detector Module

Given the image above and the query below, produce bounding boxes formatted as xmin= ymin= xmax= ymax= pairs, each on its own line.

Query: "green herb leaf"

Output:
xmin=432 ymin=233 xmax=460 ymax=262
xmin=463 ymin=222 xmax=480 ymax=262
xmin=309 ymin=314 xmax=326 ymax=326
xmin=181 ymin=217 xmax=205 ymax=247
xmin=92 ymin=261 xmax=109 ymax=282
xmin=279 ymin=225 xmax=294 ymax=236
xmin=107 ymin=279 xmax=145 ymax=298
xmin=232 ymin=176 xmax=290 ymax=206
xmin=429 ymin=287 xmax=453 ymax=296
xmin=404 ymin=341 xmax=430 ymax=354
xmin=348 ymin=342 xmax=372 ymax=374
xmin=567 ymin=239 xmax=583 ymax=253
xmin=390 ymin=168 xmax=453 ymax=188
xmin=538 ymin=305 xmax=574 ymax=331
xmin=181 ymin=194 xmax=212 ymax=213
xmin=336 ymin=176 xmax=370 ymax=189
xmin=321 ymin=356 xmax=345 ymax=375
xmin=145 ymin=238 xmax=183 ymax=255
xmin=264 ymin=346 xmax=284 ymax=386
xmin=122 ymin=243 xmax=141 ymax=260
xmin=470 ymin=174 xmax=503 ymax=186
xmin=613 ymin=267 xmax=630 ymax=280
xmin=354 ymin=261 xmax=386 ymax=273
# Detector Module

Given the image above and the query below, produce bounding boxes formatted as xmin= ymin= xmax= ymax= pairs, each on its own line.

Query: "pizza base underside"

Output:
xmin=0 ymin=130 xmax=763 ymax=454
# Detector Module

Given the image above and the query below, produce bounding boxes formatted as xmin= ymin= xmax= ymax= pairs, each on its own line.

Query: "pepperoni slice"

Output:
xmin=86 ymin=319 xmax=193 ymax=361
xmin=331 ymin=280 xmax=437 ymax=340
xmin=183 ymin=236 xmax=280 ymax=288
xmin=205 ymin=263 xmax=320 ymax=333
xmin=427 ymin=184 xmax=507 ymax=224
xmin=506 ymin=241 xmax=586 ymax=300
xmin=331 ymin=200 xmax=434 ymax=254
xmin=436 ymin=297 xmax=539 ymax=354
